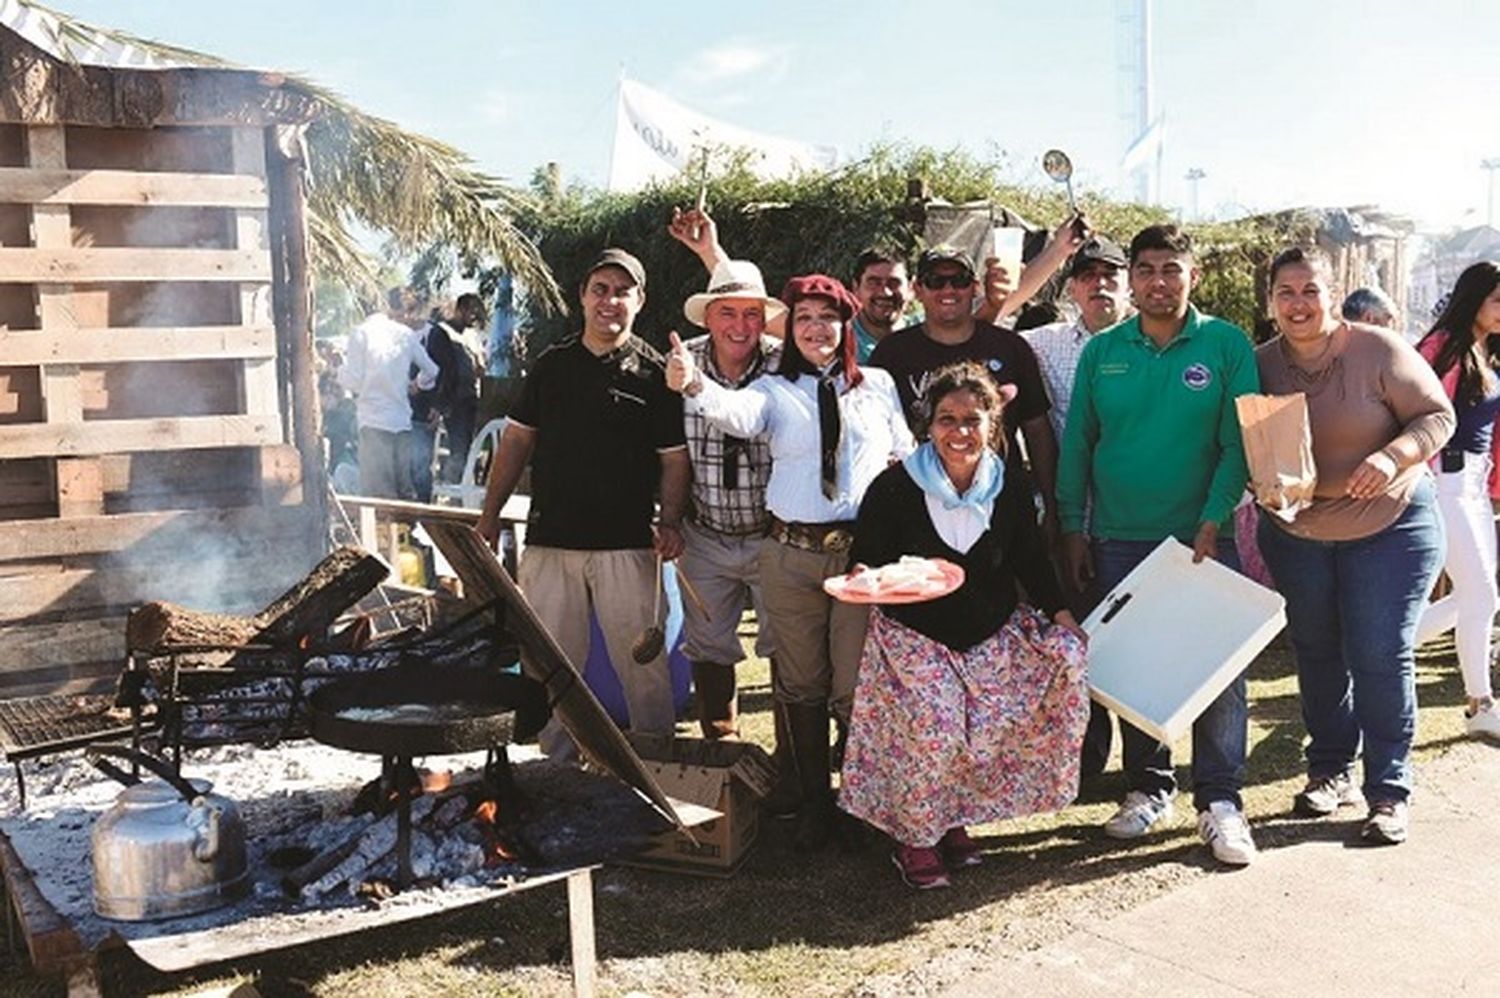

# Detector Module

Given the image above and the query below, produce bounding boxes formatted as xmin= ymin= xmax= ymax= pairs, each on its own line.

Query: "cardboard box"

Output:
xmin=623 ymin=734 xmax=777 ymax=876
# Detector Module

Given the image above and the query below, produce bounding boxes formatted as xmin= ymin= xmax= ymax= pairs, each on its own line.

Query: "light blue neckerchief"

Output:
xmin=902 ymin=441 xmax=1003 ymax=525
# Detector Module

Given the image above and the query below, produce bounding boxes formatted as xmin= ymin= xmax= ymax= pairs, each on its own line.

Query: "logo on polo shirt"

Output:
xmin=987 ymin=359 xmax=1004 ymax=373
xmin=1182 ymin=362 xmax=1212 ymax=391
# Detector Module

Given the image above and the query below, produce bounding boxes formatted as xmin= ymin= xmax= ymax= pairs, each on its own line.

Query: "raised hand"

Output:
xmin=668 ymin=206 xmax=723 ymax=270
xmin=665 ymin=331 xmax=699 ymax=395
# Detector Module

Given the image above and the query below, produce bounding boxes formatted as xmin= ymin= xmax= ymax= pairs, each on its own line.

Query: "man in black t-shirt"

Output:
xmin=869 ymin=246 xmax=1061 ymax=534
xmin=478 ymin=249 xmax=689 ymax=756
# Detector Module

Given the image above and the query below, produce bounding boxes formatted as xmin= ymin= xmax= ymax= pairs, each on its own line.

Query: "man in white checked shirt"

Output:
xmin=1021 ymin=236 xmax=1132 ymax=444
xmin=675 ymin=259 xmax=785 ymax=745
xmin=1021 ymin=234 xmax=1131 ymax=778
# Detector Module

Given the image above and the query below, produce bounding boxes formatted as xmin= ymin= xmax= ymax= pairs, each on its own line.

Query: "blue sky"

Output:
xmin=50 ymin=0 xmax=1500 ymax=231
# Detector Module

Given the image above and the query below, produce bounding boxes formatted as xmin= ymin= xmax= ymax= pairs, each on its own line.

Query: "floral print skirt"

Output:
xmin=838 ymin=605 xmax=1090 ymax=848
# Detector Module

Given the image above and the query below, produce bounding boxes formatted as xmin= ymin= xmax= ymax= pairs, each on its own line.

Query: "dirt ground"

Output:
xmin=0 ymin=630 xmax=1481 ymax=997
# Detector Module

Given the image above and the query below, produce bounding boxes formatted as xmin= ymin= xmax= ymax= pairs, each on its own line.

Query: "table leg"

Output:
xmin=566 ymin=868 xmax=596 ymax=998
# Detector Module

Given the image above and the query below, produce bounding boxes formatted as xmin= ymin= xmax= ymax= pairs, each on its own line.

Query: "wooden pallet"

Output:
xmin=0 ymin=121 xmax=321 ymax=697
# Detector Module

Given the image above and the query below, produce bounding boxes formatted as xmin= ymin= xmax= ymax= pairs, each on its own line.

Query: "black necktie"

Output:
xmin=817 ymin=373 xmax=842 ymax=500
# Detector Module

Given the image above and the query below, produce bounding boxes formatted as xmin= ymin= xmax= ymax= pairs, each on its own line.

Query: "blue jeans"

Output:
xmin=410 ymin=419 xmax=437 ymax=503
xmin=1090 ymin=536 xmax=1248 ymax=811
xmin=1255 ymin=478 xmax=1443 ymax=803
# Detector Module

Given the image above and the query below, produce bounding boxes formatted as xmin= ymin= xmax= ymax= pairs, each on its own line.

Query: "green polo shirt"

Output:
xmin=1057 ymin=305 xmax=1258 ymax=542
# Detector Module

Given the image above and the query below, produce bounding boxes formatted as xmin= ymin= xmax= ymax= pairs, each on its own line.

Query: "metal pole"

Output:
xmin=1185 ymin=168 xmax=1206 ymax=221
xmin=1482 ymin=159 xmax=1500 ymax=227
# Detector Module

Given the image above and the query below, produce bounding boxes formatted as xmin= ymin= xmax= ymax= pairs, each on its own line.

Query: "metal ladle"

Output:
xmin=1042 ymin=149 xmax=1087 ymax=240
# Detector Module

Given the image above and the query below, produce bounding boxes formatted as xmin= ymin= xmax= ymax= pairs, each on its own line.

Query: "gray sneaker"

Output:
xmin=1104 ymin=790 xmax=1174 ymax=839
xmin=1293 ymin=772 xmax=1361 ymax=817
xmin=1361 ymin=799 xmax=1409 ymax=845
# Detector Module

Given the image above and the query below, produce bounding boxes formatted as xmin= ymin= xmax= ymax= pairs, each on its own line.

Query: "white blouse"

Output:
xmin=687 ymin=368 xmax=915 ymax=523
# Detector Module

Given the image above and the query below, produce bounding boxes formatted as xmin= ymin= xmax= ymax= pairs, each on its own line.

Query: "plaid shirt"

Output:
xmin=1022 ymin=317 xmax=1093 ymax=442
xmin=685 ymin=334 xmax=781 ymax=535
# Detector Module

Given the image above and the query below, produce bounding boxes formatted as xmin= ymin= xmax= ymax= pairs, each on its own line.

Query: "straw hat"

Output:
xmin=683 ymin=260 xmax=786 ymax=326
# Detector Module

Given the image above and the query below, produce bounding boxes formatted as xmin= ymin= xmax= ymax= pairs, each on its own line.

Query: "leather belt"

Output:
xmin=769 ymin=516 xmax=855 ymax=554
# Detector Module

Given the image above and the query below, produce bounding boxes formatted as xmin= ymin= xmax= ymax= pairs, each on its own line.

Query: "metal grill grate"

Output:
xmin=0 ymin=694 xmax=146 ymax=760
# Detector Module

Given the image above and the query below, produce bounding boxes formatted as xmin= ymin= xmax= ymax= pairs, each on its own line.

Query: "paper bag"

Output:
xmin=1235 ymin=393 xmax=1317 ymax=522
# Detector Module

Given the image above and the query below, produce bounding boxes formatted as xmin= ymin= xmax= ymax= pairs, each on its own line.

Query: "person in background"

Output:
xmin=339 ymin=287 xmax=438 ymax=500
xmin=1057 ymin=224 xmax=1261 ymax=866
xmin=1414 ymin=261 xmax=1500 ymax=740
xmin=665 ymin=275 xmax=914 ymax=851
xmin=840 ymin=362 xmax=1089 ymax=890
xmin=1340 ymin=286 xmax=1400 ymax=329
xmin=477 ymin=249 xmax=689 ymax=758
xmin=438 ymin=293 xmax=488 ymax=484
xmin=1256 ymin=247 xmax=1454 ymax=845
xmin=1021 ymin=235 xmax=1132 ymax=777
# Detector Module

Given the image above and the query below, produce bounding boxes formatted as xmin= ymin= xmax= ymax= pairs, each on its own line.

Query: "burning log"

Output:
xmin=126 ymin=546 xmax=388 ymax=653
xmin=300 ymin=794 xmax=437 ymax=900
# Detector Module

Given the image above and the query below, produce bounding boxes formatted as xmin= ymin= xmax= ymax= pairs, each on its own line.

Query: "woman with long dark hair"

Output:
xmin=1255 ymin=247 xmax=1454 ymax=845
xmin=666 ymin=275 xmax=914 ymax=849
xmin=1415 ymin=261 xmax=1500 ymax=739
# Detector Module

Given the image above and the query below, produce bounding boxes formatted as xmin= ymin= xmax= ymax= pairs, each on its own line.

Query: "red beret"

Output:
xmin=780 ymin=274 xmax=860 ymax=323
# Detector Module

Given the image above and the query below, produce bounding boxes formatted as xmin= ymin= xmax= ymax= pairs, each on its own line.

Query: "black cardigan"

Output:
xmin=848 ymin=462 xmax=1066 ymax=651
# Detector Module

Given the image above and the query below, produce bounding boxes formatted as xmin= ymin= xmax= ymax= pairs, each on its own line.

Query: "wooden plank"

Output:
xmin=0 ymin=248 xmax=271 ymax=282
xmin=230 ymin=128 xmax=277 ymax=430
xmin=55 ymin=457 xmax=103 ymax=517
xmin=3 ymin=413 xmax=281 ymax=458
xmin=0 ymin=830 xmax=88 ymax=976
xmin=568 ymin=868 xmax=598 ymax=998
xmin=0 ymin=166 xmax=268 ymax=207
xmin=260 ymin=443 xmax=302 ymax=505
xmin=0 ymin=556 xmax=302 ymax=621
xmin=0 ymin=617 xmax=122 ymax=673
xmin=0 ymin=505 xmax=318 ymax=562
xmin=0 ymin=325 xmax=277 ymax=364
xmin=42 ymin=363 xmax=82 ymax=422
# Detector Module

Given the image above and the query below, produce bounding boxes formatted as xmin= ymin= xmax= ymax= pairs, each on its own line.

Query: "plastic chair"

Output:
xmin=432 ymin=417 xmax=507 ymax=509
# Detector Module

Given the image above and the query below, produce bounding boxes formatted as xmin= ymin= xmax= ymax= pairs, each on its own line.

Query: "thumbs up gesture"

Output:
xmin=666 ymin=331 xmax=700 ymax=395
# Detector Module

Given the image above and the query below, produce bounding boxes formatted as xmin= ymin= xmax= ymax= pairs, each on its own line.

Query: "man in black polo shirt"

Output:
xmin=869 ymin=246 xmax=1060 ymax=532
xmin=478 ymin=248 xmax=689 ymax=756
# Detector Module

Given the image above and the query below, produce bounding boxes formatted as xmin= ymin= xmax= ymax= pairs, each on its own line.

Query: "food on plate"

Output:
xmin=842 ymin=556 xmax=951 ymax=596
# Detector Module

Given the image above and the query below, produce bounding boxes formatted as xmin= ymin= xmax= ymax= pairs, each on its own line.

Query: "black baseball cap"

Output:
xmin=916 ymin=245 xmax=977 ymax=280
xmin=1067 ymin=237 xmax=1127 ymax=278
xmin=583 ymin=248 xmax=646 ymax=290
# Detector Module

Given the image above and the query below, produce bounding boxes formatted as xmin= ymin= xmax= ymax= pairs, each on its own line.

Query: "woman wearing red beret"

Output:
xmin=667 ymin=275 xmax=914 ymax=849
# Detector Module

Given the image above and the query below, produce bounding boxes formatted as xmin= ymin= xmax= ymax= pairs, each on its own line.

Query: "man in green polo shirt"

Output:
xmin=1056 ymin=223 xmax=1261 ymax=867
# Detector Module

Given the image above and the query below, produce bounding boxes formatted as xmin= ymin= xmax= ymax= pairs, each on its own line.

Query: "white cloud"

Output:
xmin=682 ymin=39 xmax=790 ymax=84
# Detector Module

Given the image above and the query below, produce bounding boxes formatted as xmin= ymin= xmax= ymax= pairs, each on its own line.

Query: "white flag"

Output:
xmin=607 ymin=77 xmax=839 ymax=192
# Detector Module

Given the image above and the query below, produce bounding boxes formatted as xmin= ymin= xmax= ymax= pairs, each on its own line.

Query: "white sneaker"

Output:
xmin=1104 ymin=790 xmax=1174 ymax=839
xmin=1198 ymin=800 xmax=1257 ymax=866
xmin=1466 ymin=699 xmax=1500 ymax=741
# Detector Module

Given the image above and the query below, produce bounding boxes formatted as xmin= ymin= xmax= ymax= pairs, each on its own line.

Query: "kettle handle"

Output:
xmin=86 ymin=744 xmax=201 ymax=804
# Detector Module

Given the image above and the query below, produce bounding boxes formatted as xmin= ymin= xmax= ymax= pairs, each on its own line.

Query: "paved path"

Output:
xmin=943 ymin=740 xmax=1500 ymax=997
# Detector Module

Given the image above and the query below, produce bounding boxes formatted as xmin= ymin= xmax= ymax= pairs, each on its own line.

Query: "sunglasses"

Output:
xmin=921 ymin=273 xmax=973 ymax=290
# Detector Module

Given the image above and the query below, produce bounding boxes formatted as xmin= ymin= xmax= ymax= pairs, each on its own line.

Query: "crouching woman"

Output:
xmin=838 ymin=362 xmax=1091 ymax=889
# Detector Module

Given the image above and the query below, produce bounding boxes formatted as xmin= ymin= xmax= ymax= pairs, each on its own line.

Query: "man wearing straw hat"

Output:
xmin=674 ymin=259 xmax=786 ymax=743
xmin=477 ymin=248 xmax=688 ymax=758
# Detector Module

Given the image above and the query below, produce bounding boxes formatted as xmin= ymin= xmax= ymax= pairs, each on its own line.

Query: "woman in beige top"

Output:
xmin=1254 ymin=247 xmax=1455 ymax=847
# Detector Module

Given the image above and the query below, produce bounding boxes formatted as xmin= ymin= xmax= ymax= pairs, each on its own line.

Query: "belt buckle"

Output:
xmin=823 ymin=528 xmax=853 ymax=553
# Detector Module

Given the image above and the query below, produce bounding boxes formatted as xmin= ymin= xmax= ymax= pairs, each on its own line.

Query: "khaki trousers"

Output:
xmin=358 ymin=426 xmax=413 ymax=500
xmin=678 ymin=520 xmax=774 ymax=665
xmin=757 ymin=537 xmax=870 ymax=724
xmin=518 ymin=546 xmax=674 ymax=757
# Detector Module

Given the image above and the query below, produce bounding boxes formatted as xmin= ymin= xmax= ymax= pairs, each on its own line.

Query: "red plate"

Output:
xmin=823 ymin=558 xmax=966 ymax=605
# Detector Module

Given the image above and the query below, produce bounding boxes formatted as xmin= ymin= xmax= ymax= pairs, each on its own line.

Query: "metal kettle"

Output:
xmin=88 ymin=745 xmax=249 ymax=921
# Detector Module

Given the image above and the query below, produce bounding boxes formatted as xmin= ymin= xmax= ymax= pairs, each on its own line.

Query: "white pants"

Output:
xmin=1415 ymin=457 xmax=1498 ymax=700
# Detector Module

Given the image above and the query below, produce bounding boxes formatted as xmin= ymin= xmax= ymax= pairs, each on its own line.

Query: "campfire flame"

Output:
xmin=471 ymin=799 xmax=518 ymax=864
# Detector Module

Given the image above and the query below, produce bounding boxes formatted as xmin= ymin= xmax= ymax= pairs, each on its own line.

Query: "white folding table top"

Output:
xmin=1081 ymin=538 xmax=1286 ymax=744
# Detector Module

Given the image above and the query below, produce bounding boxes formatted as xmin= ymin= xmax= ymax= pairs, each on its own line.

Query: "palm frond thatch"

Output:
xmin=16 ymin=0 xmax=562 ymax=313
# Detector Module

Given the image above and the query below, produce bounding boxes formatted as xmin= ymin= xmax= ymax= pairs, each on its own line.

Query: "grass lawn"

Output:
xmin=2 ymin=627 xmax=1480 ymax=997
